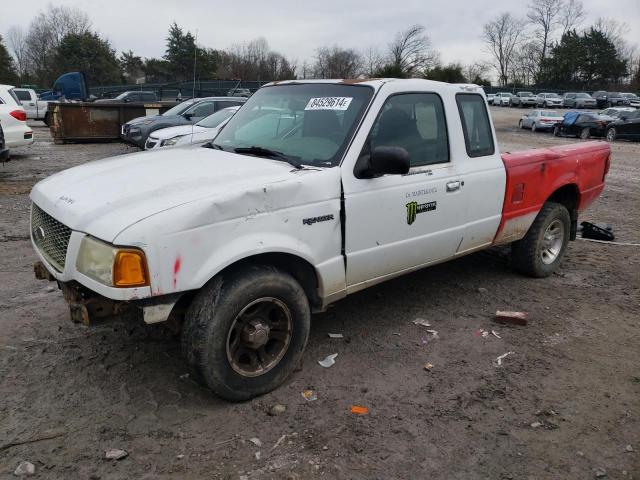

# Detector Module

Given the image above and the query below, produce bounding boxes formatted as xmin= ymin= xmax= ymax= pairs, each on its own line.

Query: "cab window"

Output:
xmin=366 ymin=93 xmax=449 ymax=167
xmin=456 ymin=93 xmax=495 ymax=157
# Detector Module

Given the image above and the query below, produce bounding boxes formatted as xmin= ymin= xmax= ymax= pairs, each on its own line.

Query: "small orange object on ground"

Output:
xmin=351 ymin=406 xmax=369 ymax=415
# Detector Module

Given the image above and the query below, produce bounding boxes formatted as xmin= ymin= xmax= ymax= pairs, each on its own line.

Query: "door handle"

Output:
xmin=446 ymin=181 xmax=461 ymax=192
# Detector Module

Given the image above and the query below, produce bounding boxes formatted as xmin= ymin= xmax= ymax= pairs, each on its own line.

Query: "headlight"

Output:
xmin=161 ymin=135 xmax=185 ymax=147
xmin=76 ymin=236 xmax=149 ymax=287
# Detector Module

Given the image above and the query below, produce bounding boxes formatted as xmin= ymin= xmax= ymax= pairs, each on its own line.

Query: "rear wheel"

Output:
xmin=182 ymin=265 xmax=310 ymax=401
xmin=43 ymin=112 xmax=51 ymax=127
xmin=531 ymin=123 xmax=537 ymax=133
xmin=606 ymin=128 xmax=617 ymax=142
xmin=553 ymin=125 xmax=561 ymax=137
xmin=518 ymin=120 xmax=524 ymax=129
xmin=512 ymin=202 xmax=571 ymax=278
xmin=580 ymin=127 xmax=590 ymax=140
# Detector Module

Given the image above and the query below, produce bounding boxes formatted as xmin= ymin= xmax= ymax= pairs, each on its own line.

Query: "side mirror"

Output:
xmin=354 ymin=146 xmax=410 ymax=179
xmin=183 ymin=112 xmax=194 ymax=120
xmin=619 ymin=114 xmax=628 ymax=121
xmin=124 ymin=98 xmax=131 ymax=103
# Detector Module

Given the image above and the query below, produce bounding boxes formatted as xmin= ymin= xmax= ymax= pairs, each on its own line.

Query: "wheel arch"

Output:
xmin=546 ymin=183 xmax=580 ymax=239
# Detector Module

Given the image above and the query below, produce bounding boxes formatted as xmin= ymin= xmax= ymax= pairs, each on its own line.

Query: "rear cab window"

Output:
xmin=14 ymin=90 xmax=31 ymax=102
xmin=456 ymin=93 xmax=495 ymax=157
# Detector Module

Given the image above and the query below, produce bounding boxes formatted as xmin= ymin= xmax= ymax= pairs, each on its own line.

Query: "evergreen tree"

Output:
xmin=0 ymin=35 xmax=19 ymax=84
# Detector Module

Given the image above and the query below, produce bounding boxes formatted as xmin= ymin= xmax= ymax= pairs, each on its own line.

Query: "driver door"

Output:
xmin=342 ymin=90 xmax=467 ymax=290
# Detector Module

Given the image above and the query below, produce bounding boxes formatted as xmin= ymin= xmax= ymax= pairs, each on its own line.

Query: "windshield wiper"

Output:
xmin=234 ymin=146 xmax=303 ymax=169
xmin=203 ymin=142 xmax=224 ymax=150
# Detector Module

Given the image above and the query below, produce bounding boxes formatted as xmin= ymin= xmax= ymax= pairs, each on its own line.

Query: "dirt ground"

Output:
xmin=1 ymin=107 xmax=638 ymax=480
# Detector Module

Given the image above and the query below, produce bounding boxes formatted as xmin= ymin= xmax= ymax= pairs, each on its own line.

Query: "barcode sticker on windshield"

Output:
xmin=305 ymin=97 xmax=353 ymax=111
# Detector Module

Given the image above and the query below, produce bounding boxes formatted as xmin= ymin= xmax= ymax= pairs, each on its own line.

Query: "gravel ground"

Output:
xmin=0 ymin=109 xmax=638 ymax=480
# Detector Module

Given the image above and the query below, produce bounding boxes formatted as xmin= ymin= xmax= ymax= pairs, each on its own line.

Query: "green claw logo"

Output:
xmin=406 ymin=201 xmax=418 ymax=225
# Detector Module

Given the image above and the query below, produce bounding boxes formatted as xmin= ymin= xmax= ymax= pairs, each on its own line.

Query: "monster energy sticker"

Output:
xmin=406 ymin=201 xmax=437 ymax=225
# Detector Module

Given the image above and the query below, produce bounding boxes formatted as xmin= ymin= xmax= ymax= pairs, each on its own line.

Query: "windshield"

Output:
xmin=162 ymin=99 xmax=197 ymax=117
xmin=609 ymin=93 xmax=622 ymax=97
xmin=541 ymin=110 xmax=559 ymax=117
xmin=520 ymin=92 xmax=533 ymax=96
xmin=621 ymin=93 xmax=637 ymax=98
xmin=214 ymin=83 xmax=374 ymax=167
xmin=547 ymin=93 xmax=561 ymax=98
xmin=196 ymin=108 xmax=237 ymax=128
xmin=114 ymin=92 xmax=129 ymax=100
xmin=576 ymin=93 xmax=591 ymax=98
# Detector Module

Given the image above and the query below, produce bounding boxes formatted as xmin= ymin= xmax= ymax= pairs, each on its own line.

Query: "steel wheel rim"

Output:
xmin=226 ymin=297 xmax=293 ymax=377
xmin=607 ymin=129 xmax=615 ymax=141
xmin=541 ymin=219 xmax=565 ymax=265
xmin=581 ymin=128 xmax=589 ymax=139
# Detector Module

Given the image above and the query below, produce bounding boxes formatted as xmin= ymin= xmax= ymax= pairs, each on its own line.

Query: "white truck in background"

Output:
xmin=13 ymin=88 xmax=50 ymax=122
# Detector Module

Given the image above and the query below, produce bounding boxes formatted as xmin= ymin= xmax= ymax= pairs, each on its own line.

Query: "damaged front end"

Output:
xmin=34 ymin=260 xmax=183 ymax=326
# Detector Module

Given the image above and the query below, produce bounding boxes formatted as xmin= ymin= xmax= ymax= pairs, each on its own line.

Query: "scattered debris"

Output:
xmin=495 ymin=311 xmax=528 ymax=326
xmin=0 ymin=429 xmax=67 ymax=452
xmin=625 ymin=444 xmax=633 ymax=452
xmin=14 ymin=461 xmax=35 ymax=476
xmin=318 ymin=353 xmax=338 ymax=368
xmin=494 ymin=351 xmax=515 ymax=367
xmin=46 ymin=285 xmax=56 ymax=293
xmin=423 ymin=363 xmax=434 ymax=371
xmin=477 ymin=287 xmax=488 ymax=293
xmin=594 ymin=467 xmax=607 ymax=478
xmin=268 ymin=404 xmax=287 ymax=416
xmin=577 ymin=451 xmax=585 ymax=457
xmin=301 ymin=390 xmax=317 ymax=402
xmin=322 ymin=445 xmax=328 ymax=451
xmin=255 ymin=451 xmax=262 ymax=460
xmin=530 ymin=422 xmax=543 ymax=428
xmin=327 ymin=333 xmax=343 ymax=339
xmin=249 ymin=438 xmax=262 ymax=447
xmin=491 ymin=330 xmax=501 ymax=339
xmin=272 ymin=434 xmax=287 ymax=450
xmin=412 ymin=318 xmax=432 ymax=327
xmin=476 ymin=329 xmax=490 ymax=337
xmin=105 ymin=449 xmax=128 ymax=460
xmin=392 ymin=332 xmax=401 ymax=336
xmin=176 ymin=454 xmax=184 ymax=459
xmin=179 ymin=373 xmax=189 ymax=380
xmin=426 ymin=329 xmax=439 ymax=339
xmin=351 ymin=405 xmax=369 ymax=415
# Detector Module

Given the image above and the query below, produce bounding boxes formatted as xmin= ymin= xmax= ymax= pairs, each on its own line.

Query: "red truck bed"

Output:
xmin=494 ymin=141 xmax=610 ymax=245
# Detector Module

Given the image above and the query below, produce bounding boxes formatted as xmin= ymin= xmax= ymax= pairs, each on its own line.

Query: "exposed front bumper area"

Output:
xmin=34 ymin=261 xmax=180 ymax=326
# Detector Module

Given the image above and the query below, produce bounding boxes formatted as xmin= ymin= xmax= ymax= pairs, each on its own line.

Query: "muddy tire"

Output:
xmin=511 ymin=202 xmax=571 ymax=278
xmin=606 ymin=128 xmax=617 ymax=142
xmin=181 ymin=265 xmax=310 ymax=401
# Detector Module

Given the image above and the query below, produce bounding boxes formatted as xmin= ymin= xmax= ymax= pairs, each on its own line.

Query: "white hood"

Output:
xmin=30 ymin=148 xmax=329 ymax=243
xmin=149 ymin=124 xmax=208 ymax=141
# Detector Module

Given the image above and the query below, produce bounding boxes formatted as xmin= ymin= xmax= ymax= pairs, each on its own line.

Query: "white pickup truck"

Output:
xmin=30 ymin=79 xmax=610 ymax=401
xmin=13 ymin=88 xmax=50 ymax=122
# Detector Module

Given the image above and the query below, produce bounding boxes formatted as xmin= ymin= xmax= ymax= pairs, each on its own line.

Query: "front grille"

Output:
xmin=31 ymin=203 xmax=72 ymax=272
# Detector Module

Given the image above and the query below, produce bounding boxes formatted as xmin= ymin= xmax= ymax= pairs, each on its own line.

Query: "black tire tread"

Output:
xmin=512 ymin=202 xmax=571 ymax=278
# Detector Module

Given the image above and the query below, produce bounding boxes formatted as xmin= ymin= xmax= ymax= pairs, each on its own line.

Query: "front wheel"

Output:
xmin=580 ymin=127 xmax=590 ymax=140
xmin=553 ymin=126 xmax=561 ymax=137
xmin=519 ymin=120 xmax=524 ymax=129
xmin=532 ymin=123 xmax=537 ymax=133
xmin=512 ymin=202 xmax=571 ymax=278
xmin=182 ymin=265 xmax=311 ymax=401
xmin=606 ymin=128 xmax=617 ymax=142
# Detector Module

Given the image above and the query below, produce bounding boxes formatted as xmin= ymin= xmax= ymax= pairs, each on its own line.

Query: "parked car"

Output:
xmin=145 ymin=106 xmax=239 ymax=150
xmin=30 ymin=79 xmax=610 ymax=401
xmin=121 ymin=97 xmax=247 ymax=148
xmin=562 ymin=92 xmax=597 ymax=109
xmin=0 ymin=121 xmax=9 ymax=161
xmin=486 ymin=93 xmax=495 ymax=105
xmin=0 ymin=85 xmax=34 ymax=152
xmin=510 ymin=91 xmax=537 ymax=108
xmin=95 ymin=91 xmax=158 ymax=103
xmin=519 ymin=110 xmax=564 ymax=132
xmin=536 ymin=93 xmax=563 ymax=108
xmin=598 ymin=107 xmax=635 ymax=119
xmin=592 ymin=91 xmax=631 ymax=108
xmin=605 ymin=109 xmax=640 ymax=142
xmin=493 ymin=92 xmax=514 ymax=106
xmin=13 ymin=88 xmax=50 ymax=121
xmin=552 ymin=111 xmax=611 ymax=139
xmin=228 ymin=88 xmax=252 ymax=98
xmin=619 ymin=93 xmax=640 ymax=108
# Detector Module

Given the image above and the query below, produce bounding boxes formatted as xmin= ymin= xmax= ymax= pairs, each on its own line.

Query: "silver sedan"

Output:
xmin=519 ymin=110 xmax=565 ymax=132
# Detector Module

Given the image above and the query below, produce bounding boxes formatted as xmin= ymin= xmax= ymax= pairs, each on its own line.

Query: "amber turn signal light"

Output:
xmin=113 ymin=250 xmax=149 ymax=287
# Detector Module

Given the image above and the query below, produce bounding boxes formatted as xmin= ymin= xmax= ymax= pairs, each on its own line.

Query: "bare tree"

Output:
xmin=483 ymin=13 xmax=525 ymax=86
xmin=464 ymin=61 xmax=491 ymax=84
xmin=313 ymin=46 xmax=362 ymax=79
xmin=558 ymin=0 xmax=585 ymax=36
xmin=527 ymin=0 xmax=563 ymax=81
xmin=6 ymin=26 xmax=30 ymax=80
xmin=388 ymin=24 xmax=439 ymax=77
xmin=362 ymin=46 xmax=384 ymax=77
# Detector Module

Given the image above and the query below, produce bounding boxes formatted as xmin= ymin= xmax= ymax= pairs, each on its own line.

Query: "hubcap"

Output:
xmin=541 ymin=219 xmax=564 ymax=265
xmin=226 ymin=297 xmax=293 ymax=377
xmin=607 ymin=129 xmax=615 ymax=141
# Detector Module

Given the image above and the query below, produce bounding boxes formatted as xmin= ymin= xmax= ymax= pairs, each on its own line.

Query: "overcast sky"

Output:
xmin=2 ymin=0 xmax=639 ymax=69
